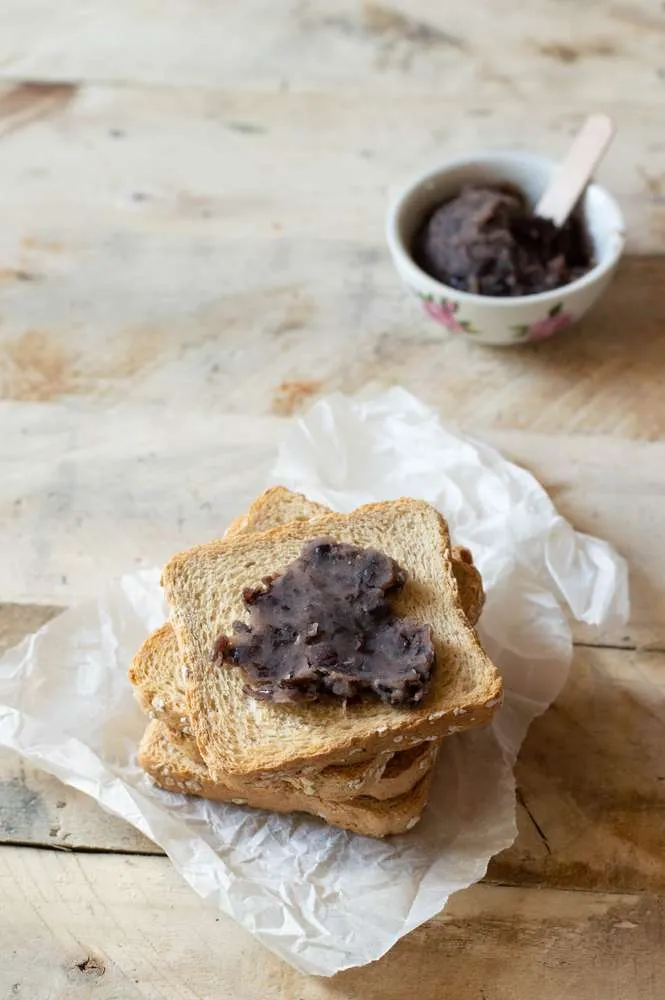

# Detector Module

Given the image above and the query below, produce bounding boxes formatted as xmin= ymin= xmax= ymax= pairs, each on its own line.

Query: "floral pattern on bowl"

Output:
xmin=512 ymin=303 xmax=574 ymax=342
xmin=420 ymin=295 xmax=478 ymax=334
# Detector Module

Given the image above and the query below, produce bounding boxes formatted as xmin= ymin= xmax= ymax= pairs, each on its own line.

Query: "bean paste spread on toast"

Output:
xmin=213 ymin=537 xmax=435 ymax=706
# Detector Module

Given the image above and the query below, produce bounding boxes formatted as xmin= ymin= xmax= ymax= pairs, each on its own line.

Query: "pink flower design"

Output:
xmin=527 ymin=310 xmax=573 ymax=341
xmin=422 ymin=297 xmax=471 ymax=333
xmin=513 ymin=302 xmax=573 ymax=342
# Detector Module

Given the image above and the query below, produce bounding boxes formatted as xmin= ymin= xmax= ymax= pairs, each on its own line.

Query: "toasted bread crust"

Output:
xmin=132 ymin=488 xmax=487 ymax=801
xmin=163 ymin=498 xmax=502 ymax=783
xmin=130 ymin=619 xmax=441 ymax=800
xmin=230 ymin=489 xmax=484 ymax=626
xmin=140 ymin=720 xmax=433 ymax=838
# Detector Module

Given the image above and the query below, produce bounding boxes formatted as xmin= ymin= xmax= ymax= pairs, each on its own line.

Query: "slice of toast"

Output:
xmin=163 ymin=499 xmax=502 ymax=782
xmin=130 ymin=623 xmax=439 ymax=800
xmin=130 ymin=487 xmax=479 ymax=798
xmin=370 ymin=741 xmax=440 ymax=801
xmin=227 ymin=487 xmax=485 ymax=625
xmin=130 ymin=623 xmax=194 ymax=737
xmin=225 ymin=486 xmax=327 ymax=538
xmin=140 ymin=720 xmax=432 ymax=837
xmin=130 ymin=486 xmax=482 ymax=740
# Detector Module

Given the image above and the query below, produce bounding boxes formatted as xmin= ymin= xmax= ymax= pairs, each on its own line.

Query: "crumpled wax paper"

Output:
xmin=0 ymin=387 xmax=629 ymax=976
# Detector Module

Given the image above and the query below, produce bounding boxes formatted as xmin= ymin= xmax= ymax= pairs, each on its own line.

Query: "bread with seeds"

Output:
xmin=162 ymin=499 xmax=502 ymax=783
xmin=130 ymin=623 xmax=440 ymax=800
xmin=140 ymin=720 xmax=433 ymax=838
xmin=130 ymin=487 xmax=483 ymax=799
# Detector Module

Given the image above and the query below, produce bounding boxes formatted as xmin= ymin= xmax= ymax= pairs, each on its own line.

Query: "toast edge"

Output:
xmin=164 ymin=499 xmax=502 ymax=780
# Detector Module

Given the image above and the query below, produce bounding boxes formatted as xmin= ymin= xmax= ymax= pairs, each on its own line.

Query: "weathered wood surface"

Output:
xmin=1 ymin=0 xmax=664 ymax=105
xmin=0 ymin=82 xmax=662 ymax=256
xmin=489 ymin=645 xmax=665 ymax=893
xmin=2 ymin=409 xmax=663 ymax=647
xmin=1 ymin=0 xmax=664 ymax=993
xmin=0 ymin=603 xmax=156 ymax=855
xmin=1 ymin=258 xmax=664 ymax=437
xmin=2 ymin=848 xmax=662 ymax=1000
xmin=0 ymin=93 xmax=663 ymax=432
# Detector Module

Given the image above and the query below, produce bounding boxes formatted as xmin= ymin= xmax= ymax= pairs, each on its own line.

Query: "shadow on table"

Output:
xmin=488 ymin=642 xmax=664 ymax=893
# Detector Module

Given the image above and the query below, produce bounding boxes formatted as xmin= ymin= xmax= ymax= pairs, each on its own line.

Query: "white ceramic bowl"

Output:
xmin=386 ymin=151 xmax=625 ymax=346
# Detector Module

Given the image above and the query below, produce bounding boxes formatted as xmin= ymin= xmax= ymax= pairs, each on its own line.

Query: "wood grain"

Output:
xmin=0 ymin=0 xmax=664 ymax=106
xmin=0 ymin=749 xmax=156 ymax=855
xmin=488 ymin=430 xmax=665 ymax=651
xmin=0 ymin=82 xmax=661 ymax=253
xmin=490 ymin=646 xmax=665 ymax=892
xmin=0 ymin=602 xmax=60 ymax=652
xmin=1 ymin=255 xmax=664 ymax=435
xmin=0 ymin=603 xmax=156 ymax=855
xmin=1 ymin=408 xmax=662 ymax=648
xmin=0 ymin=79 xmax=663 ymax=422
xmin=1 ymin=847 xmax=662 ymax=999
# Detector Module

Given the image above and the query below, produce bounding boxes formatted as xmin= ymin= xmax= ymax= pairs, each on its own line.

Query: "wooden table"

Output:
xmin=1 ymin=3 xmax=664 ymax=996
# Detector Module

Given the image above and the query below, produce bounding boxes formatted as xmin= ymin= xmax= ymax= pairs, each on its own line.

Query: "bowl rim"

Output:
xmin=385 ymin=150 xmax=626 ymax=308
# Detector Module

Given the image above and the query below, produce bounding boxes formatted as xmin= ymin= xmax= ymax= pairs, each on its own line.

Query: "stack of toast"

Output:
xmin=130 ymin=488 xmax=502 ymax=837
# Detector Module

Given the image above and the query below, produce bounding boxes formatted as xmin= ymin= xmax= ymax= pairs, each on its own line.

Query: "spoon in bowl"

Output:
xmin=535 ymin=114 xmax=616 ymax=227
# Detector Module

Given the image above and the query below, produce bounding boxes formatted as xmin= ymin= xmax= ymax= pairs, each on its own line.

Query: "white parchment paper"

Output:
xmin=0 ymin=388 xmax=628 ymax=976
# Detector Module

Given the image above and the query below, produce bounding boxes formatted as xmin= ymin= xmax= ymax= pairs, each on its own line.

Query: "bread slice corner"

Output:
xmin=226 ymin=486 xmax=328 ymax=538
xmin=128 ymin=623 xmax=193 ymax=737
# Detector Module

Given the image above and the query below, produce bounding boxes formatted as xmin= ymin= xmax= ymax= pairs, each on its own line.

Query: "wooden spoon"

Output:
xmin=535 ymin=114 xmax=615 ymax=227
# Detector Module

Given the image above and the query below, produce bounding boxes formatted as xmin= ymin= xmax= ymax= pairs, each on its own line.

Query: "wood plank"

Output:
xmin=0 ymin=601 xmax=60 ymax=652
xmin=490 ymin=646 xmax=665 ymax=892
xmin=0 ymin=82 xmax=663 ymax=421
xmin=2 ymin=602 xmax=663 ymax=895
xmin=488 ymin=432 xmax=665 ymax=651
xmin=0 ymin=603 xmax=156 ymax=855
xmin=0 ymin=749 xmax=156 ymax=855
xmin=1 ymin=0 xmax=664 ymax=110
xmin=1 ymin=846 xmax=662 ymax=999
xmin=0 ymin=82 xmax=661 ymax=279
xmin=1 ymin=405 xmax=661 ymax=647
xmin=0 ymin=407 xmax=281 ymax=606
xmin=1 ymin=257 xmax=662 ymax=444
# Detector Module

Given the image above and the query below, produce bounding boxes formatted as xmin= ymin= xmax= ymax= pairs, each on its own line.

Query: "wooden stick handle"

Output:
xmin=535 ymin=114 xmax=615 ymax=227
